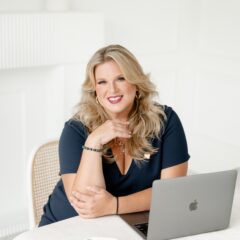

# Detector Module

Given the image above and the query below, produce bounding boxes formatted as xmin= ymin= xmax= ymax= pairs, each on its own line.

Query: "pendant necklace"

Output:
xmin=115 ymin=138 xmax=125 ymax=174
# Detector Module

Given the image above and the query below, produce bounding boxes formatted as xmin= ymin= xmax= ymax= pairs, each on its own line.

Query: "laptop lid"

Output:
xmin=147 ymin=169 xmax=238 ymax=240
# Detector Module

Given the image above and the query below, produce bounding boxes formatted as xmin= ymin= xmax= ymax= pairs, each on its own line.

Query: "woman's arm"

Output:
xmin=70 ymin=162 xmax=188 ymax=217
xmin=118 ymin=188 xmax=152 ymax=214
xmin=72 ymin=137 xmax=106 ymax=192
xmin=161 ymin=161 xmax=188 ymax=179
xmin=62 ymin=120 xmax=130 ymax=201
xmin=61 ymin=138 xmax=105 ymax=201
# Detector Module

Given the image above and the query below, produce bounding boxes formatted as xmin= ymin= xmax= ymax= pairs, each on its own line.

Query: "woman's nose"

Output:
xmin=109 ymin=81 xmax=117 ymax=93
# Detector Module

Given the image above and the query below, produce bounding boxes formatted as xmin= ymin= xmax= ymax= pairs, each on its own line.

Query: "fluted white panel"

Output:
xmin=0 ymin=12 xmax=104 ymax=69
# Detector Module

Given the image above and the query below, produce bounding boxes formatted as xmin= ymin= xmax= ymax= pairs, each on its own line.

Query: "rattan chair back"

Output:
xmin=28 ymin=140 xmax=60 ymax=228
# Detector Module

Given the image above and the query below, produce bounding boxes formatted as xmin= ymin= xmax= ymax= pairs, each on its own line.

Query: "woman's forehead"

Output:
xmin=95 ymin=60 xmax=123 ymax=78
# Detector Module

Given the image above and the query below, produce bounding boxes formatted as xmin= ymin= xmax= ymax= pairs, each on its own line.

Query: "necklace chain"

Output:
xmin=115 ymin=138 xmax=125 ymax=153
xmin=115 ymin=138 xmax=126 ymax=174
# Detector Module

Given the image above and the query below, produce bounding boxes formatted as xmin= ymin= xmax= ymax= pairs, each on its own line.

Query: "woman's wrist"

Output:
xmin=82 ymin=145 xmax=103 ymax=152
xmin=112 ymin=196 xmax=119 ymax=215
xmin=116 ymin=196 xmax=119 ymax=214
xmin=85 ymin=135 xmax=103 ymax=149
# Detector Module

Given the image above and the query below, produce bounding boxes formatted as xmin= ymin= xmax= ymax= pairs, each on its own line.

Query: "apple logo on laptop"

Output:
xmin=189 ymin=200 xmax=198 ymax=211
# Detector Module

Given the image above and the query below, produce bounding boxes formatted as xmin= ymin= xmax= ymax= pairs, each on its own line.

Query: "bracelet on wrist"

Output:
xmin=82 ymin=145 xmax=103 ymax=152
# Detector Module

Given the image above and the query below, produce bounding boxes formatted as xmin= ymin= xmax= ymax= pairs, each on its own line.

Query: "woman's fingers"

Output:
xmin=104 ymin=120 xmax=131 ymax=139
xmin=111 ymin=127 xmax=131 ymax=137
xmin=106 ymin=121 xmax=129 ymax=132
xmin=88 ymin=120 xmax=132 ymax=146
xmin=70 ymin=195 xmax=96 ymax=218
xmin=71 ymin=191 xmax=92 ymax=203
xmin=70 ymin=186 xmax=116 ymax=219
xmin=73 ymin=204 xmax=88 ymax=216
xmin=70 ymin=195 xmax=90 ymax=214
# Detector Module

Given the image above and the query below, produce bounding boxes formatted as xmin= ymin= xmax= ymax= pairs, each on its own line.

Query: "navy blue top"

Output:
xmin=39 ymin=106 xmax=190 ymax=226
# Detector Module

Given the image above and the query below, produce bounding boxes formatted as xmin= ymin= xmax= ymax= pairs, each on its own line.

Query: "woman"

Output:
xmin=39 ymin=44 xmax=190 ymax=226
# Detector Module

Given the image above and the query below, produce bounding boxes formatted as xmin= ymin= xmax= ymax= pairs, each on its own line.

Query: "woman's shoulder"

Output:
xmin=154 ymin=103 xmax=181 ymax=130
xmin=63 ymin=119 xmax=88 ymax=136
xmin=158 ymin=105 xmax=185 ymax=137
xmin=154 ymin=103 xmax=174 ymax=119
xmin=163 ymin=105 xmax=174 ymax=118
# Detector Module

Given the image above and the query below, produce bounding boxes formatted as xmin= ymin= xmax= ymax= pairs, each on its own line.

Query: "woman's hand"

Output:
xmin=86 ymin=120 xmax=131 ymax=147
xmin=69 ymin=186 xmax=117 ymax=218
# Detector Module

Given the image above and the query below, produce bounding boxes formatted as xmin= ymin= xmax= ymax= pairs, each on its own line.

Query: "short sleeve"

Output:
xmin=59 ymin=120 xmax=88 ymax=175
xmin=161 ymin=106 xmax=190 ymax=169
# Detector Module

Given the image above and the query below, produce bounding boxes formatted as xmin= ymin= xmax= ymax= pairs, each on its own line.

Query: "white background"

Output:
xmin=0 ymin=0 xmax=240 ymax=235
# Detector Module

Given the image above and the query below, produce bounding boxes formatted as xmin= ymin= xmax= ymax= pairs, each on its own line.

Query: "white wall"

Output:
xmin=0 ymin=0 xmax=44 ymax=11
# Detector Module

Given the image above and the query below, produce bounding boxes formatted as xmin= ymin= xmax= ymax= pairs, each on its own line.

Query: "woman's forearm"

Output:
xmin=71 ymin=120 xmax=131 ymax=195
xmin=72 ymin=137 xmax=106 ymax=193
xmin=118 ymin=188 xmax=152 ymax=214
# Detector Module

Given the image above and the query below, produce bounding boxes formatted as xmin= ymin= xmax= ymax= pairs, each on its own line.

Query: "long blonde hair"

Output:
xmin=73 ymin=44 xmax=166 ymax=162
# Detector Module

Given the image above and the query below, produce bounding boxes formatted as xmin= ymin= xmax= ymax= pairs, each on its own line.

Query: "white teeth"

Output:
xmin=108 ymin=96 xmax=121 ymax=101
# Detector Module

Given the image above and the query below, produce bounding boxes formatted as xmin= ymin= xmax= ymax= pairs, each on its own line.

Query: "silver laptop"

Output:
xmin=120 ymin=169 xmax=238 ymax=240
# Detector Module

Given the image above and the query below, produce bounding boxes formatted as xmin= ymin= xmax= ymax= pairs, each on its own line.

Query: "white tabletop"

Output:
xmin=14 ymin=215 xmax=144 ymax=240
xmin=14 ymin=172 xmax=240 ymax=240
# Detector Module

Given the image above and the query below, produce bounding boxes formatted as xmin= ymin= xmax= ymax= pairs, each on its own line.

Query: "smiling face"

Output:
xmin=95 ymin=60 xmax=137 ymax=120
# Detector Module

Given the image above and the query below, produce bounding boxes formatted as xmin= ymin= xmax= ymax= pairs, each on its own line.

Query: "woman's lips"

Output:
xmin=107 ymin=95 xmax=123 ymax=104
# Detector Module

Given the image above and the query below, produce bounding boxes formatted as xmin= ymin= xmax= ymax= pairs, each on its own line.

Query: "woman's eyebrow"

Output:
xmin=96 ymin=74 xmax=124 ymax=81
xmin=96 ymin=77 xmax=106 ymax=81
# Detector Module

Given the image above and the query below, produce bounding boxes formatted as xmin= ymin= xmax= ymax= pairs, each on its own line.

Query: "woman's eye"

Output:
xmin=97 ymin=80 xmax=106 ymax=85
xmin=117 ymin=77 xmax=125 ymax=81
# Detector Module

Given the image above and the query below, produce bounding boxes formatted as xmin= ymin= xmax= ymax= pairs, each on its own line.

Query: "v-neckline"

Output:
xmin=110 ymin=145 xmax=134 ymax=176
xmin=114 ymin=158 xmax=134 ymax=176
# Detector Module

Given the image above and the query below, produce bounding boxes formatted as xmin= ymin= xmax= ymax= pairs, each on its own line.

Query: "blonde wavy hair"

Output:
xmin=73 ymin=44 xmax=166 ymax=162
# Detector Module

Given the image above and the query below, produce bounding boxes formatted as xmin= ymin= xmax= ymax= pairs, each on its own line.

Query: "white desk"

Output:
xmin=14 ymin=173 xmax=240 ymax=240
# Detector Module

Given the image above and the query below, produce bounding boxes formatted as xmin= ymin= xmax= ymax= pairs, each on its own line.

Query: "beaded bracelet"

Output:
xmin=82 ymin=145 xmax=103 ymax=152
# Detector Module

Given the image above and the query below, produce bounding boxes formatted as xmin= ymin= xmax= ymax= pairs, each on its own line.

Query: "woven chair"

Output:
xmin=28 ymin=140 xmax=60 ymax=229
